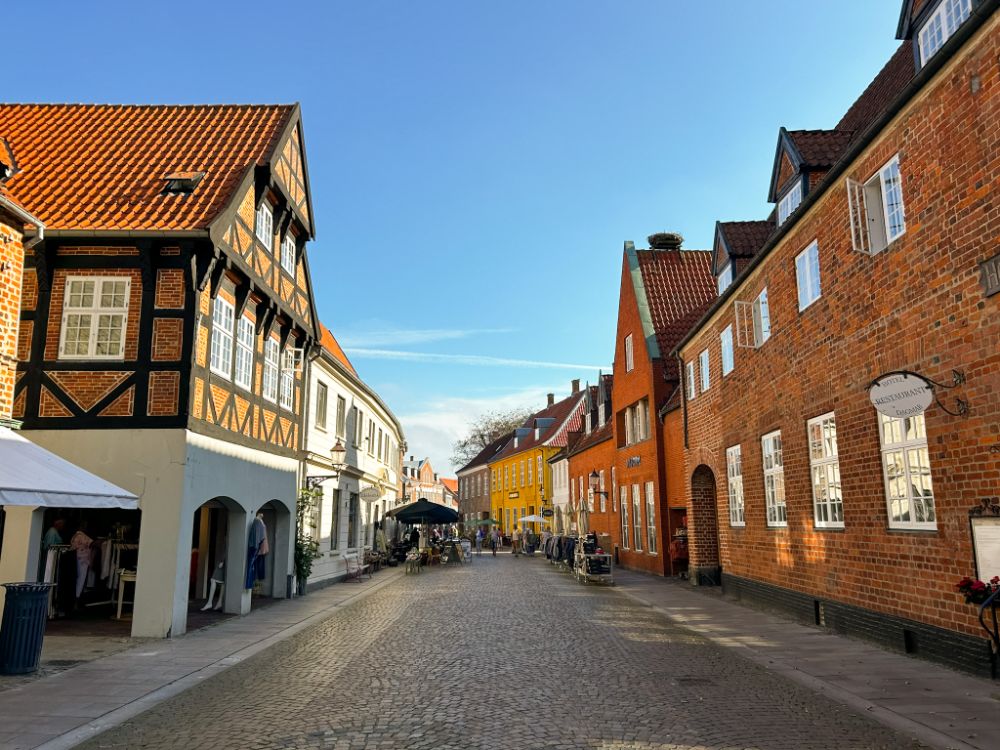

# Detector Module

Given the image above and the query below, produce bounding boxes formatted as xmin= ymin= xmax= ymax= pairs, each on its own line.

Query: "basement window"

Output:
xmin=162 ymin=171 xmax=205 ymax=195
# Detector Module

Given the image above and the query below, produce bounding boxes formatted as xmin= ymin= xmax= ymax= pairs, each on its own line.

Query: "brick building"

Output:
xmin=610 ymin=233 xmax=715 ymax=575
xmin=0 ymin=104 xmax=319 ymax=637
xmin=489 ymin=385 xmax=586 ymax=535
xmin=566 ymin=377 xmax=615 ymax=542
xmin=457 ymin=433 xmax=510 ymax=527
xmin=676 ymin=1 xmax=1000 ymax=674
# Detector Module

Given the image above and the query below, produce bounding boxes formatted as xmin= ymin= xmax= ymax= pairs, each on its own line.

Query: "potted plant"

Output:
xmin=294 ymin=487 xmax=323 ymax=595
xmin=955 ymin=575 xmax=1000 ymax=605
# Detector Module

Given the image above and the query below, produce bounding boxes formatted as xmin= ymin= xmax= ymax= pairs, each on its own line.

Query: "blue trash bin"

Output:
xmin=0 ymin=582 xmax=53 ymax=675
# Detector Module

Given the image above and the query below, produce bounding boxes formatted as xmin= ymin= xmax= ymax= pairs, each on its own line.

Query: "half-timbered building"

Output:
xmin=0 ymin=104 xmax=319 ymax=637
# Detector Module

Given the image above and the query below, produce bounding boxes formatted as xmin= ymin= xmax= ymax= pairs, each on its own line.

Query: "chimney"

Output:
xmin=571 ymin=379 xmax=580 ymax=394
xmin=547 ymin=393 xmax=555 ymax=407
xmin=648 ymin=231 xmax=683 ymax=251
xmin=409 ymin=455 xmax=414 ymax=462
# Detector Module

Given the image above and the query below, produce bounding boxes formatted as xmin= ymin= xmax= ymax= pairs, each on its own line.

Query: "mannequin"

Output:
xmin=201 ymin=562 xmax=225 ymax=611
xmin=244 ymin=512 xmax=269 ymax=590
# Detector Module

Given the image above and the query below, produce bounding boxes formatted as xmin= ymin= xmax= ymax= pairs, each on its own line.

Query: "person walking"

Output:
xmin=511 ymin=525 xmax=521 ymax=557
xmin=475 ymin=527 xmax=484 ymax=556
xmin=490 ymin=527 xmax=500 ymax=556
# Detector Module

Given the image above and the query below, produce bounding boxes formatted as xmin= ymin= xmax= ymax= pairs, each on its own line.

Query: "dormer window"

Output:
xmin=918 ymin=0 xmax=972 ymax=66
xmin=777 ymin=180 xmax=803 ymax=226
xmin=162 ymin=171 xmax=204 ymax=195
xmin=717 ymin=262 xmax=733 ymax=294
xmin=255 ymin=202 xmax=273 ymax=247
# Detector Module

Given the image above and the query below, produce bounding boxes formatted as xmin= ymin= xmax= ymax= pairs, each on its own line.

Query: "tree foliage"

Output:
xmin=451 ymin=407 xmax=532 ymax=470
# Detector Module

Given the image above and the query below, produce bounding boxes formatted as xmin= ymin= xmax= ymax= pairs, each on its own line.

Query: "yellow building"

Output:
xmin=489 ymin=385 xmax=586 ymax=534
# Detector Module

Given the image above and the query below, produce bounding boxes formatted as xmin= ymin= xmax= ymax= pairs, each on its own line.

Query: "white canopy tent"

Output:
xmin=0 ymin=428 xmax=137 ymax=509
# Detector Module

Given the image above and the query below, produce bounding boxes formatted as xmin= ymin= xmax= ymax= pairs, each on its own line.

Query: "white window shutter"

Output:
xmin=734 ymin=300 xmax=755 ymax=348
xmin=846 ymin=178 xmax=870 ymax=255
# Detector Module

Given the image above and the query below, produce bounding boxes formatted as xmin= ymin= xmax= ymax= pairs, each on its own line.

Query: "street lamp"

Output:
xmin=305 ymin=439 xmax=348 ymax=489
xmin=588 ymin=471 xmax=607 ymax=497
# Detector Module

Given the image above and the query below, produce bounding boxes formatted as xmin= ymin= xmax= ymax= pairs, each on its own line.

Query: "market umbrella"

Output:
xmin=386 ymin=498 xmax=460 ymax=525
xmin=472 ymin=518 xmax=498 ymax=526
xmin=518 ymin=514 xmax=547 ymax=523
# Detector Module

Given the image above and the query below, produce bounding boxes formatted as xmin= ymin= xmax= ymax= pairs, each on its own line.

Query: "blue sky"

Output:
xmin=5 ymin=1 xmax=902 ymax=474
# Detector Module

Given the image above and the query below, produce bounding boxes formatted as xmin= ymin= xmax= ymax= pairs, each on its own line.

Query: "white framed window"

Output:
xmin=632 ymin=484 xmax=642 ymax=552
xmin=879 ymin=413 xmax=936 ymax=530
xmin=255 ymin=202 xmax=273 ymax=246
xmin=717 ymin=262 xmax=733 ymax=295
xmin=586 ymin=475 xmax=594 ymax=513
xmin=753 ymin=288 xmax=771 ymax=346
xmin=761 ymin=430 xmax=786 ymax=527
xmin=623 ymin=399 xmax=649 ymax=446
xmin=368 ymin=420 xmax=376 ymax=455
xmin=848 ymin=155 xmax=906 ymax=256
xmin=59 ymin=277 xmax=130 ymax=360
xmin=599 ymin=470 xmax=606 ymax=513
xmin=726 ymin=445 xmax=744 ymax=526
xmin=645 ymin=481 xmax=656 ymax=554
xmin=808 ymin=413 xmax=843 ymax=528
xmin=279 ymin=348 xmax=295 ymax=410
xmin=777 ymin=180 xmax=803 ymax=226
xmin=210 ymin=296 xmax=235 ymax=379
xmin=315 ymin=382 xmax=328 ymax=431
xmin=795 ymin=241 xmax=822 ymax=311
xmin=611 ymin=467 xmax=617 ymax=512
xmin=624 ymin=333 xmax=634 ymax=372
xmin=699 ymin=349 xmax=710 ymax=392
xmin=233 ymin=319 xmax=254 ymax=392
xmin=354 ymin=408 xmax=364 ymax=447
xmin=918 ymin=0 xmax=972 ymax=65
xmin=721 ymin=325 xmax=734 ymax=376
xmin=336 ymin=396 xmax=347 ymax=438
xmin=537 ymin=456 xmax=542 ymax=487
xmin=527 ymin=457 xmax=533 ymax=485
xmin=620 ymin=486 xmax=630 ymax=549
xmin=263 ymin=337 xmax=279 ymax=403
xmin=521 ymin=460 xmax=526 ymax=488
xmin=686 ymin=361 xmax=696 ymax=400
xmin=281 ymin=234 xmax=297 ymax=276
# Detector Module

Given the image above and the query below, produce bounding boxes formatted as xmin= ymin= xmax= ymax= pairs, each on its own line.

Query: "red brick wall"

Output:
xmin=0 ymin=212 xmax=24 ymax=419
xmin=680 ymin=15 xmax=1000 ymax=637
xmin=611 ymin=253 xmax=673 ymax=575
xmin=568 ymin=433 xmax=616 ymax=540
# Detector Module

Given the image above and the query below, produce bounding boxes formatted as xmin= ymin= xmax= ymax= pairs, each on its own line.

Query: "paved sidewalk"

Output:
xmin=0 ymin=568 xmax=403 ymax=750
xmin=611 ymin=568 xmax=1000 ymax=750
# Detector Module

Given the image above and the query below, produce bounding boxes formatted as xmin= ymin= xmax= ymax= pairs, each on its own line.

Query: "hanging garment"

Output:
xmin=244 ymin=517 xmax=268 ymax=589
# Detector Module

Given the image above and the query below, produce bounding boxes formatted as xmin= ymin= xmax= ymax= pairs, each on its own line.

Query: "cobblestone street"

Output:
xmin=76 ymin=556 xmax=927 ymax=750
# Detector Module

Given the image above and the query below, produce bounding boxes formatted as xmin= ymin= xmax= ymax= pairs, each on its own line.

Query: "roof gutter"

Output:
xmin=0 ymin=194 xmax=45 ymax=249
xmin=673 ymin=0 xmax=999 ymax=355
xmin=41 ymin=229 xmax=209 ymax=238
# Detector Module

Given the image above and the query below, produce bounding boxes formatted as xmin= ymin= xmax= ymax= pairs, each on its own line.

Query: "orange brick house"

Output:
xmin=566 ymin=377 xmax=616 ymax=543
xmin=610 ymin=232 xmax=715 ymax=575
xmin=675 ymin=2 xmax=1000 ymax=675
xmin=0 ymin=104 xmax=320 ymax=637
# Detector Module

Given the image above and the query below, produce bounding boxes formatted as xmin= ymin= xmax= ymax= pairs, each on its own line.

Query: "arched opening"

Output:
xmin=689 ymin=465 xmax=721 ymax=586
xmin=187 ymin=496 xmax=245 ymax=632
xmin=250 ymin=499 xmax=292 ymax=601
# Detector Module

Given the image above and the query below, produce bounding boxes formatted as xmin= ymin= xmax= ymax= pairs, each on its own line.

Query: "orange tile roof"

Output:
xmin=0 ymin=104 xmax=295 ymax=231
xmin=440 ymin=478 xmax=458 ymax=493
xmin=318 ymin=323 xmax=357 ymax=377
xmin=636 ymin=249 xmax=716 ymax=358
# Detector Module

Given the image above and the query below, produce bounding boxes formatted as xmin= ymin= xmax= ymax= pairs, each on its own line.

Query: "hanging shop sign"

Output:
xmin=867 ymin=372 xmax=934 ymax=419
xmin=508 ymin=491 xmax=519 ymax=499
xmin=980 ymin=252 xmax=1000 ymax=297
xmin=541 ymin=508 xmax=554 ymax=517
xmin=360 ymin=486 xmax=382 ymax=503
xmin=626 ymin=456 xmax=641 ymax=468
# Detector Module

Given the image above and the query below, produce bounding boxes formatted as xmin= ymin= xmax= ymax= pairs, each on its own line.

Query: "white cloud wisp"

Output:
xmin=345 ymin=348 xmax=609 ymax=371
